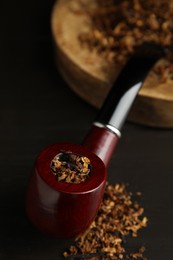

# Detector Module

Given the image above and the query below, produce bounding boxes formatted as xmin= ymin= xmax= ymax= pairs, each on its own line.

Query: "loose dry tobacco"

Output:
xmin=50 ymin=151 xmax=91 ymax=184
xmin=79 ymin=0 xmax=173 ymax=65
xmin=64 ymin=183 xmax=148 ymax=259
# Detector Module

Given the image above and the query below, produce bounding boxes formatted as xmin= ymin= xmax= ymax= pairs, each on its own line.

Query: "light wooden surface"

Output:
xmin=51 ymin=0 xmax=173 ymax=128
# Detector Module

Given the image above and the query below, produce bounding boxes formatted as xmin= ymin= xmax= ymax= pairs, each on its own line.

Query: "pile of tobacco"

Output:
xmin=64 ymin=183 xmax=148 ymax=259
xmin=79 ymin=0 xmax=173 ymax=64
xmin=50 ymin=151 xmax=91 ymax=184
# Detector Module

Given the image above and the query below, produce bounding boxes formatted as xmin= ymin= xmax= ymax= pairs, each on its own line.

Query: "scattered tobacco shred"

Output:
xmin=50 ymin=151 xmax=91 ymax=184
xmin=63 ymin=183 xmax=148 ymax=259
xmin=79 ymin=0 xmax=173 ymax=65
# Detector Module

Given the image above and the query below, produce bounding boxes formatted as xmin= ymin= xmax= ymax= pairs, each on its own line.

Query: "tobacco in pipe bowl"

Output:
xmin=26 ymin=43 xmax=165 ymax=238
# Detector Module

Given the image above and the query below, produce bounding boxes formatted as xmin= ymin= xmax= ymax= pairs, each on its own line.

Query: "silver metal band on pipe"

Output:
xmin=93 ymin=122 xmax=121 ymax=138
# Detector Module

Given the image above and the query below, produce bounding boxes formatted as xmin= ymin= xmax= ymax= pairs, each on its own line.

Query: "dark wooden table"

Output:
xmin=0 ymin=1 xmax=173 ymax=259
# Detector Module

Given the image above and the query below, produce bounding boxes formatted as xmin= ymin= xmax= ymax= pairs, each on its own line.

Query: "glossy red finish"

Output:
xmin=83 ymin=125 xmax=119 ymax=167
xmin=26 ymin=143 xmax=106 ymax=238
xmin=26 ymin=125 xmax=119 ymax=238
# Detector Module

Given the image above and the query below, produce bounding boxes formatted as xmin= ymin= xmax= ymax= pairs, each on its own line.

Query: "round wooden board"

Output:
xmin=51 ymin=0 xmax=173 ymax=128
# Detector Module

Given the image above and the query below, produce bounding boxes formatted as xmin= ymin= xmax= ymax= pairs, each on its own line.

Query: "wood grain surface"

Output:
xmin=51 ymin=0 xmax=173 ymax=128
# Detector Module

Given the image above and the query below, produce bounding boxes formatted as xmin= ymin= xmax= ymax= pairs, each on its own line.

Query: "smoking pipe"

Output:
xmin=26 ymin=44 xmax=164 ymax=238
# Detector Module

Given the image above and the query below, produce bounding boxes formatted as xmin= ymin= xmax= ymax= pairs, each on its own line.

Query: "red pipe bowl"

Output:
xmin=26 ymin=143 xmax=106 ymax=238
